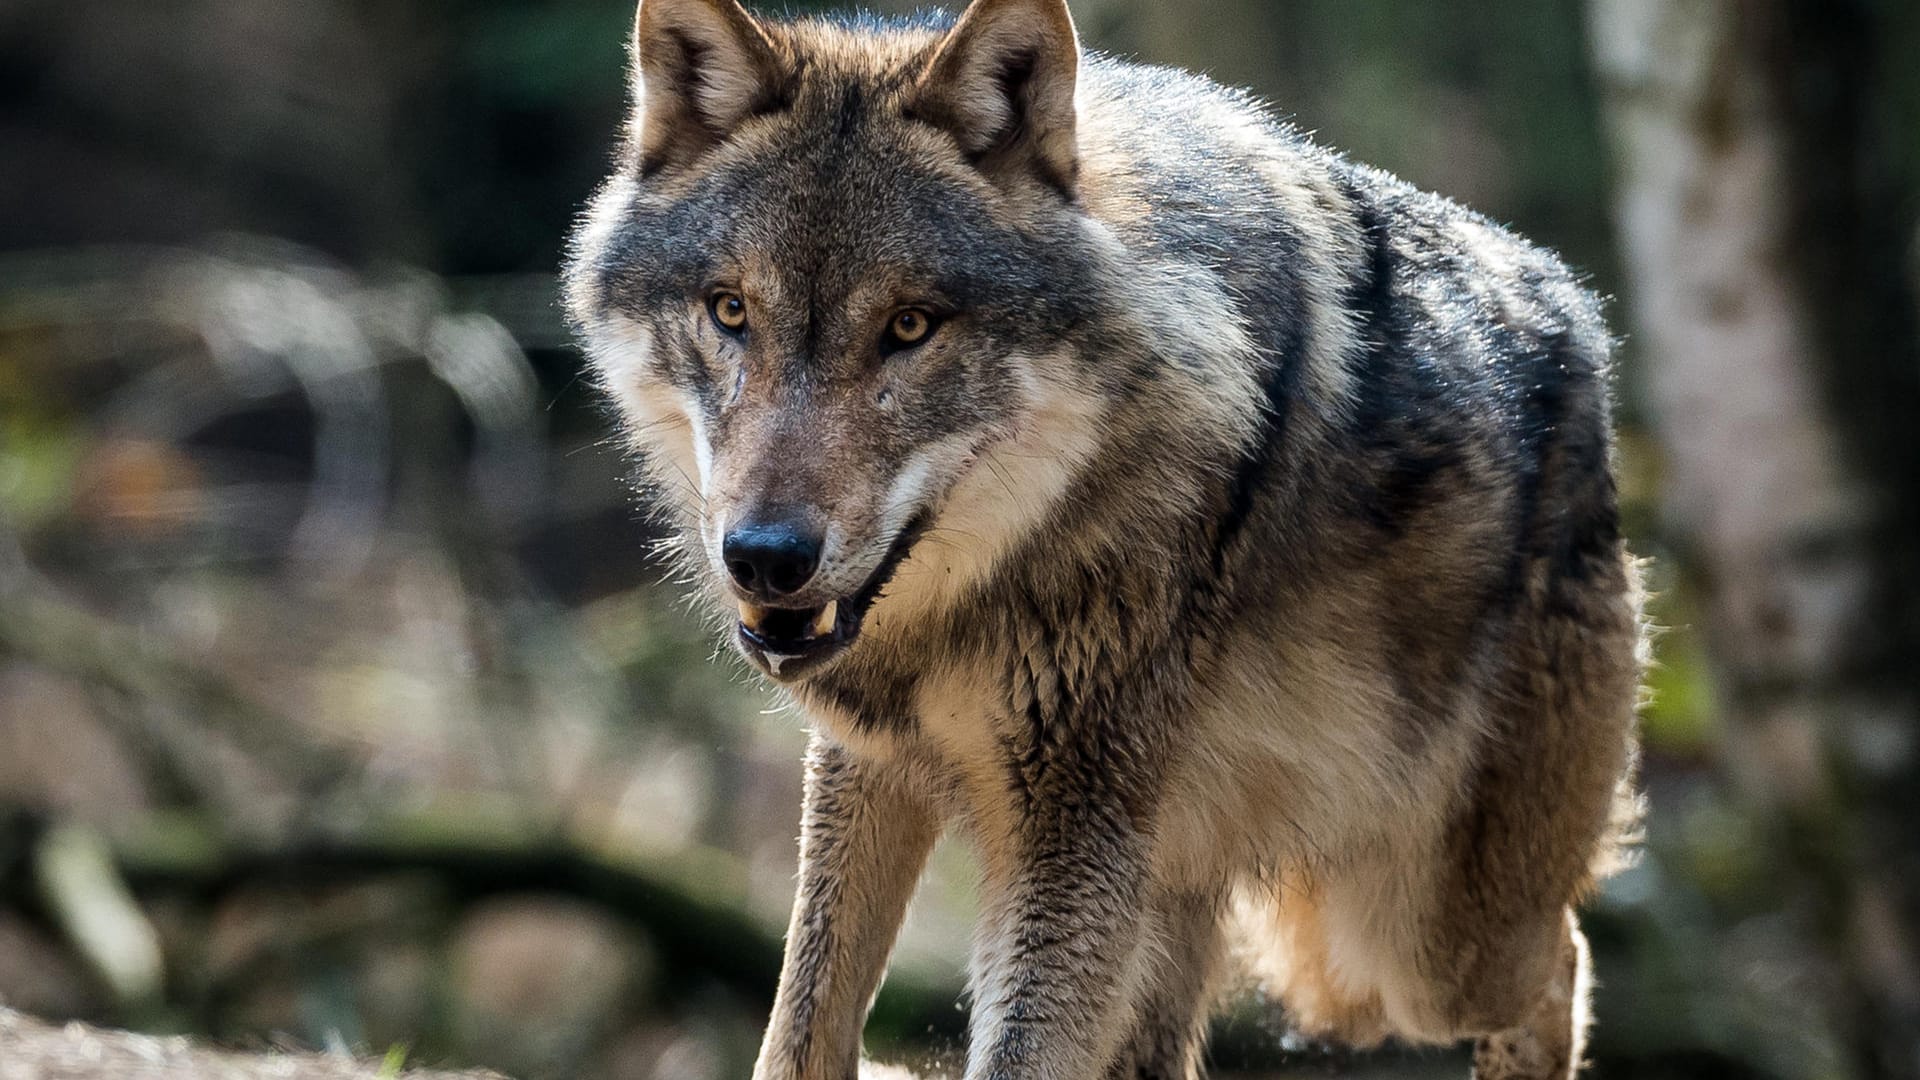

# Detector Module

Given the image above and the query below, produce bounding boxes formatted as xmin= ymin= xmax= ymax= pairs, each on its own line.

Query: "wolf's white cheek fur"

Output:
xmin=682 ymin=400 xmax=715 ymax=495
xmin=585 ymin=315 xmax=709 ymax=521
xmin=874 ymin=352 xmax=1108 ymax=629
xmin=881 ymin=450 xmax=944 ymax=533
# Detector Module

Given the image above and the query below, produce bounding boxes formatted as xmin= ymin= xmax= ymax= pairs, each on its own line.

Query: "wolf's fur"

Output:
xmin=564 ymin=1 xmax=1644 ymax=1077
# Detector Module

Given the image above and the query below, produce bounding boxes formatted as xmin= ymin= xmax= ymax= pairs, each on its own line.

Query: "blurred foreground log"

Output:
xmin=0 ymin=1008 xmax=502 ymax=1080
xmin=97 ymin=805 xmax=966 ymax=1047
xmin=1591 ymin=0 xmax=1920 ymax=1076
xmin=106 ymin=805 xmax=791 ymax=1004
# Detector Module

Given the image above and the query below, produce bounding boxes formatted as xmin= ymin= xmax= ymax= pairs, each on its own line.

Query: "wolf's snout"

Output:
xmin=723 ymin=519 xmax=823 ymax=599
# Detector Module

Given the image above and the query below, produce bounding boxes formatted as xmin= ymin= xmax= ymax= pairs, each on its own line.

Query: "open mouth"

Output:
xmin=734 ymin=512 xmax=930 ymax=680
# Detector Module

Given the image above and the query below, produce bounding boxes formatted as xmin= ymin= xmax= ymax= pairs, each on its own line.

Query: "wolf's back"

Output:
xmin=1072 ymin=53 xmax=1620 ymax=614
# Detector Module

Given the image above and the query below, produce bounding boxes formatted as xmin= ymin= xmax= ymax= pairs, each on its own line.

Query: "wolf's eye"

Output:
xmin=710 ymin=292 xmax=748 ymax=334
xmin=883 ymin=308 xmax=938 ymax=353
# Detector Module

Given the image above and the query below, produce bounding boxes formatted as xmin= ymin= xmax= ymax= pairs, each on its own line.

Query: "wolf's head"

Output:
xmin=566 ymin=0 xmax=1127 ymax=682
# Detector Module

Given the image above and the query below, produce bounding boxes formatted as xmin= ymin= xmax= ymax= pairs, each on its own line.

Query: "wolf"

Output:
xmin=563 ymin=0 xmax=1644 ymax=1077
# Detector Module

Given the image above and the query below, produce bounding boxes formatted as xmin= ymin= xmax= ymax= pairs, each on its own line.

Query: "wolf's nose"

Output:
xmin=724 ymin=521 xmax=823 ymax=598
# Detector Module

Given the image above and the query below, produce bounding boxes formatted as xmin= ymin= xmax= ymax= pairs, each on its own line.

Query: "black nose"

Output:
xmin=723 ymin=520 xmax=823 ymax=598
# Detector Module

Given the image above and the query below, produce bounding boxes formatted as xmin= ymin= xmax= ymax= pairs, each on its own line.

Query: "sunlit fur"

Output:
xmin=565 ymin=1 xmax=1644 ymax=1078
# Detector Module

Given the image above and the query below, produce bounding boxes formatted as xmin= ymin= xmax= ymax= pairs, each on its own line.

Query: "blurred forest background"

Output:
xmin=2 ymin=0 xmax=1918 ymax=1078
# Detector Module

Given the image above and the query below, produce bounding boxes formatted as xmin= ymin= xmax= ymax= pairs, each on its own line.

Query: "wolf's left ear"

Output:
xmin=632 ymin=0 xmax=789 ymax=174
xmin=908 ymin=0 xmax=1080 ymax=194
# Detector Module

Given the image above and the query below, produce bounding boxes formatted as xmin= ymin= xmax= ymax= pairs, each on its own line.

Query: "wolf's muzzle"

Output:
xmin=733 ymin=511 xmax=931 ymax=681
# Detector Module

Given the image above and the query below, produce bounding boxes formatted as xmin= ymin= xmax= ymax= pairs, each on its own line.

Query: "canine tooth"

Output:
xmin=811 ymin=601 xmax=838 ymax=637
xmin=738 ymin=602 xmax=763 ymax=632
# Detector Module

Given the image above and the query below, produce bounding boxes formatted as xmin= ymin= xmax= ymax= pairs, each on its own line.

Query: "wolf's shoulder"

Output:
xmin=1075 ymin=59 xmax=1614 ymax=475
xmin=1076 ymin=53 xmax=1334 ymax=196
xmin=1076 ymin=56 xmax=1608 ymax=375
xmin=1077 ymin=56 xmax=1600 ymax=320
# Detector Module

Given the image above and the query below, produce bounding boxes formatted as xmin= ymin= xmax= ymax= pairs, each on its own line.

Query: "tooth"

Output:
xmin=811 ymin=601 xmax=838 ymax=638
xmin=738 ymin=602 xmax=763 ymax=632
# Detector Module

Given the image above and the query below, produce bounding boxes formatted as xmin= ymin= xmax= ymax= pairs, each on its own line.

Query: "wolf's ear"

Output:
xmin=632 ymin=0 xmax=788 ymax=174
xmin=908 ymin=0 xmax=1080 ymax=193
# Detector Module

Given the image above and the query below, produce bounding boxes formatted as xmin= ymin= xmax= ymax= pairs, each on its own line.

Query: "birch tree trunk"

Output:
xmin=1590 ymin=1 xmax=1920 ymax=1076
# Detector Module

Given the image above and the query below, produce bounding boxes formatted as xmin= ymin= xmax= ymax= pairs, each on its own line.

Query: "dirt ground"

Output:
xmin=0 ymin=1009 xmax=502 ymax=1080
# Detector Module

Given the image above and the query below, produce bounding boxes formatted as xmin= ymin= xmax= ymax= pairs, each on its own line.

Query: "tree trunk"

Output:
xmin=1589 ymin=0 xmax=1920 ymax=1076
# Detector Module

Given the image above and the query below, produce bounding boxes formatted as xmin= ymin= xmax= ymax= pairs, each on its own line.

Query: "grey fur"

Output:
xmin=566 ymin=2 xmax=1643 ymax=1077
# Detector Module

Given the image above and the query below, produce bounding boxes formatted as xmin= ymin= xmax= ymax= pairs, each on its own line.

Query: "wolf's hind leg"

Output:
xmin=1469 ymin=911 xmax=1591 ymax=1080
xmin=1104 ymin=892 xmax=1225 ymax=1080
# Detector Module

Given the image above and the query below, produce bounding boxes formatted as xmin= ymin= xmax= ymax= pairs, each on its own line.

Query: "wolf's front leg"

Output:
xmin=966 ymin=807 xmax=1153 ymax=1080
xmin=1105 ymin=892 xmax=1226 ymax=1080
xmin=753 ymin=736 xmax=940 ymax=1080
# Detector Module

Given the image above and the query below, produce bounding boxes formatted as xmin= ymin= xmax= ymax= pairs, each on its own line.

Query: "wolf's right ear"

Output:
xmin=632 ymin=0 xmax=789 ymax=174
xmin=908 ymin=0 xmax=1080 ymax=194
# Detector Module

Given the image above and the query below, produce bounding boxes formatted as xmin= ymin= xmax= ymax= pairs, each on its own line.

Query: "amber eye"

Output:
xmin=885 ymin=308 xmax=936 ymax=351
xmin=710 ymin=291 xmax=748 ymax=333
